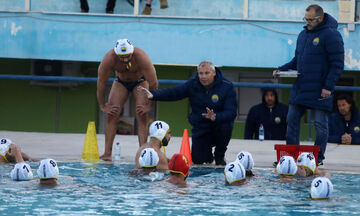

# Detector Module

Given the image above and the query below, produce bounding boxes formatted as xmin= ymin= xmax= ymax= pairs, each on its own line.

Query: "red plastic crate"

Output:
xmin=274 ymin=144 xmax=321 ymax=163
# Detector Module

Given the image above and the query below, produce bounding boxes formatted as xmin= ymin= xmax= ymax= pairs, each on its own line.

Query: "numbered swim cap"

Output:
xmin=10 ymin=162 xmax=33 ymax=181
xmin=311 ymin=177 xmax=333 ymax=199
xmin=149 ymin=121 xmax=170 ymax=146
xmin=139 ymin=148 xmax=159 ymax=168
xmin=276 ymin=156 xmax=297 ymax=175
xmin=236 ymin=151 xmax=254 ymax=171
xmin=114 ymin=39 xmax=134 ymax=55
xmin=0 ymin=138 xmax=12 ymax=156
xmin=37 ymin=158 xmax=59 ymax=180
xmin=297 ymin=152 xmax=316 ymax=174
xmin=224 ymin=161 xmax=246 ymax=184
xmin=168 ymin=153 xmax=190 ymax=177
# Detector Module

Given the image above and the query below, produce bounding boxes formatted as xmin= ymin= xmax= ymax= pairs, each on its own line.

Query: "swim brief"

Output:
xmin=116 ymin=76 xmax=146 ymax=92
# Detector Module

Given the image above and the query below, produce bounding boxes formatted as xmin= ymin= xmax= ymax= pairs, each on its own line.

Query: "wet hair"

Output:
xmin=306 ymin=4 xmax=324 ymax=17
xmin=337 ymin=94 xmax=356 ymax=113
xmin=197 ymin=61 xmax=215 ymax=71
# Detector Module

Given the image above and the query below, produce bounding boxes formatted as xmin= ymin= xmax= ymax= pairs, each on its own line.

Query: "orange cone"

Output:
xmin=179 ymin=129 xmax=192 ymax=165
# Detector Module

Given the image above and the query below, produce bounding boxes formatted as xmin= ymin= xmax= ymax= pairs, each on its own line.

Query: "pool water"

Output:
xmin=0 ymin=162 xmax=359 ymax=216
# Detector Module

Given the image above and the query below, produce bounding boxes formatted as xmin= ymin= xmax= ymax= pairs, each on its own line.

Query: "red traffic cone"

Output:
xmin=179 ymin=129 xmax=192 ymax=165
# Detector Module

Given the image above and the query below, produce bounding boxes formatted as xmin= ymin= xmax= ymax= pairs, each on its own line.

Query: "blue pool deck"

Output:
xmin=1 ymin=130 xmax=359 ymax=173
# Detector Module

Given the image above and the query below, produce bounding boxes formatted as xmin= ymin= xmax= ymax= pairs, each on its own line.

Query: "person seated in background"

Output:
xmin=244 ymin=88 xmax=288 ymax=140
xmin=328 ymin=94 xmax=360 ymax=145
xmin=37 ymin=158 xmax=59 ymax=186
xmin=224 ymin=161 xmax=246 ymax=186
xmin=10 ymin=162 xmax=33 ymax=181
xmin=310 ymin=177 xmax=333 ymax=199
xmin=236 ymin=151 xmax=255 ymax=177
xmin=142 ymin=0 xmax=168 ymax=15
xmin=80 ymin=0 xmax=117 ymax=13
xmin=0 ymin=138 xmax=38 ymax=163
xmin=166 ymin=153 xmax=190 ymax=185
xmin=296 ymin=152 xmax=326 ymax=177
xmin=138 ymin=148 xmax=159 ymax=174
xmin=135 ymin=120 xmax=170 ymax=170
xmin=276 ymin=156 xmax=297 ymax=181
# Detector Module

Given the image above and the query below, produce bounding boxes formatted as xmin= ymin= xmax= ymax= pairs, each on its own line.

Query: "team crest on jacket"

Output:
xmin=211 ymin=94 xmax=219 ymax=103
xmin=354 ymin=126 xmax=360 ymax=133
xmin=274 ymin=117 xmax=281 ymax=124
xmin=313 ymin=37 xmax=319 ymax=46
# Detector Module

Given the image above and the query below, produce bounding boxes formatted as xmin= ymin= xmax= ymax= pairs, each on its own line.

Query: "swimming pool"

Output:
xmin=0 ymin=162 xmax=359 ymax=215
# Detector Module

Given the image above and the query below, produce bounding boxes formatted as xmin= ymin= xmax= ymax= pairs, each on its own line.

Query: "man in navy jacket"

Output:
xmin=273 ymin=5 xmax=344 ymax=164
xmin=244 ymin=88 xmax=288 ymax=140
xmin=138 ymin=61 xmax=237 ymax=165
xmin=328 ymin=95 xmax=360 ymax=145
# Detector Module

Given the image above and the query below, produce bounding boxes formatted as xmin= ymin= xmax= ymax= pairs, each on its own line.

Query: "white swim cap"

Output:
xmin=236 ymin=151 xmax=254 ymax=170
xmin=276 ymin=156 xmax=297 ymax=176
xmin=10 ymin=162 xmax=33 ymax=181
xmin=37 ymin=159 xmax=59 ymax=180
xmin=114 ymin=39 xmax=134 ymax=55
xmin=224 ymin=161 xmax=246 ymax=184
xmin=297 ymin=152 xmax=316 ymax=174
xmin=138 ymin=148 xmax=159 ymax=168
xmin=0 ymin=138 xmax=12 ymax=156
xmin=311 ymin=177 xmax=333 ymax=199
xmin=149 ymin=121 xmax=170 ymax=142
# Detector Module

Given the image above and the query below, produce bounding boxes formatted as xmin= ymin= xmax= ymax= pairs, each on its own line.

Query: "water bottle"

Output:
xmin=113 ymin=142 xmax=121 ymax=162
xmin=259 ymin=124 xmax=264 ymax=141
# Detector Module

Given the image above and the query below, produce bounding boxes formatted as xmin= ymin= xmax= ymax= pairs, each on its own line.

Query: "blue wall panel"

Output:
xmin=1 ymin=12 xmax=359 ymax=70
xmin=0 ymin=0 xmax=359 ymax=71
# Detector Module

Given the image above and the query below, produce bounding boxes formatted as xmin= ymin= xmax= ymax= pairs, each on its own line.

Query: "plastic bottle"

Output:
xmin=259 ymin=124 xmax=264 ymax=141
xmin=113 ymin=142 xmax=121 ymax=162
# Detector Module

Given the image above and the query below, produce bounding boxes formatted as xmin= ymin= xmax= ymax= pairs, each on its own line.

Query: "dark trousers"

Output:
xmin=286 ymin=104 xmax=328 ymax=162
xmin=80 ymin=0 xmax=117 ymax=12
xmin=191 ymin=128 xmax=232 ymax=164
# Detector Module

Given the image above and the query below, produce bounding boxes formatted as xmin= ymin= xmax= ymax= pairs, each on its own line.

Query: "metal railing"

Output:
xmin=1 ymin=74 xmax=360 ymax=141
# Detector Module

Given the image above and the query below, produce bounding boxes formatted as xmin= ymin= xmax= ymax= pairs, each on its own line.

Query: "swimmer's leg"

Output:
xmin=133 ymin=81 xmax=150 ymax=146
xmin=100 ymin=81 xmax=129 ymax=161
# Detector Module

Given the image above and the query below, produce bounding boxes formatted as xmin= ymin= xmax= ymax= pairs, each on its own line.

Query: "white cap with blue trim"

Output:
xmin=0 ymin=138 xmax=12 ymax=156
xmin=224 ymin=161 xmax=246 ymax=184
xmin=114 ymin=39 xmax=134 ymax=55
xmin=149 ymin=121 xmax=170 ymax=142
xmin=297 ymin=152 xmax=316 ymax=174
xmin=10 ymin=162 xmax=33 ymax=181
xmin=37 ymin=158 xmax=59 ymax=180
xmin=311 ymin=177 xmax=333 ymax=199
xmin=276 ymin=156 xmax=297 ymax=175
xmin=236 ymin=151 xmax=254 ymax=170
xmin=138 ymin=148 xmax=159 ymax=168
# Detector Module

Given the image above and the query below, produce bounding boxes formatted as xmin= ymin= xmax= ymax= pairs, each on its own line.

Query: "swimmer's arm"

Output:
xmin=97 ymin=54 xmax=113 ymax=109
xmin=135 ymin=148 xmax=141 ymax=168
xmin=21 ymin=152 xmax=39 ymax=162
xmin=140 ymin=51 xmax=158 ymax=90
xmin=315 ymin=167 xmax=330 ymax=177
